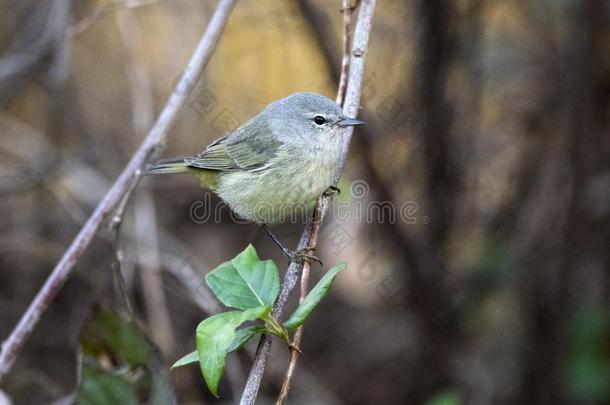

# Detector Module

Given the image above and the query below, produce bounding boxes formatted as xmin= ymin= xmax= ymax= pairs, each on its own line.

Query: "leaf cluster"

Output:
xmin=172 ymin=245 xmax=345 ymax=397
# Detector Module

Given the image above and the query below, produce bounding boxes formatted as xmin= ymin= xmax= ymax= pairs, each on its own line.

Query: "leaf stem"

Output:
xmin=262 ymin=315 xmax=289 ymax=343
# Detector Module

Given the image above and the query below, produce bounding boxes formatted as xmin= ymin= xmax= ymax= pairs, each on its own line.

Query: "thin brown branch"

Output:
xmin=335 ymin=0 xmax=357 ymax=105
xmin=275 ymin=199 xmax=325 ymax=405
xmin=0 ymin=0 xmax=238 ymax=380
xmin=276 ymin=2 xmax=357 ymax=402
xmin=239 ymin=1 xmax=376 ymax=404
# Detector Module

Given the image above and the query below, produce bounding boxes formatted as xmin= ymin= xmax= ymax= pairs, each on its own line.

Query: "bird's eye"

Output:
xmin=313 ymin=115 xmax=326 ymax=125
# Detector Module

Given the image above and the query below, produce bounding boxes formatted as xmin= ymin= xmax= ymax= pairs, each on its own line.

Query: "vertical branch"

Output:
xmin=0 ymin=0 xmax=238 ymax=380
xmin=239 ymin=1 xmax=377 ymax=404
xmin=275 ymin=197 xmax=328 ymax=405
xmin=335 ymin=0 xmax=356 ymax=105
xmin=276 ymin=2 xmax=357 ymax=403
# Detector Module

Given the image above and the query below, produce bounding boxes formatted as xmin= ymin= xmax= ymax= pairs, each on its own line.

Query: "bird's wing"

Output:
xmin=185 ymin=120 xmax=282 ymax=172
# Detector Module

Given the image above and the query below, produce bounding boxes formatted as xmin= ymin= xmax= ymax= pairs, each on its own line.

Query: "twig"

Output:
xmin=275 ymin=201 xmax=325 ymax=405
xmin=335 ymin=0 xmax=356 ymax=105
xmin=276 ymin=3 xmax=357 ymax=403
xmin=239 ymin=1 xmax=376 ymax=404
xmin=111 ymin=232 xmax=137 ymax=317
xmin=0 ymin=0 xmax=238 ymax=380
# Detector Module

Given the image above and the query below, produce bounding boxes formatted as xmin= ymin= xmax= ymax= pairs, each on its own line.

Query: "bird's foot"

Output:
xmin=283 ymin=246 xmax=323 ymax=267
xmin=323 ymin=186 xmax=341 ymax=197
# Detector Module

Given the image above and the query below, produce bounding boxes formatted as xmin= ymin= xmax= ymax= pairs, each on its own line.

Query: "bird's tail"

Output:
xmin=143 ymin=159 xmax=190 ymax=175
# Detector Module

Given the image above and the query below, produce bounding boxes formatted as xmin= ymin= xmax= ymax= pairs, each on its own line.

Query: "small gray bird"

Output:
xmin=145 ymin=92 xmax=364 ymax=262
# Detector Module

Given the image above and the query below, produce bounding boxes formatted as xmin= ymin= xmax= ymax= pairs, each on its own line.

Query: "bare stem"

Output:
xmin=276 ymin=2 xmax=357 ymax=402
xmin=0 ymin=0 xmax=238 ymax=380
xmin=239 ymin=1 xmax=377 ymax=404
xmin=275 ymin=200 xmax=326 ymax=404
xmin=335 ymin=0 xmax=356 ymax=106
xmin=275 ymin=328 xmax=303 ymax=404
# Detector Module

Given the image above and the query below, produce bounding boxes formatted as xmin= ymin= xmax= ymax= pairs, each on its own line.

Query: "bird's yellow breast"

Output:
xmin=215 ymin=152 xmax=335 ymax=224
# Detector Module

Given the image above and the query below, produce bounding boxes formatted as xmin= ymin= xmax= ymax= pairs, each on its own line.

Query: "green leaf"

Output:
xmin=81 ymin=311 xmax=149 ymax=367
xmin=206 ymin=244 xmax=280 ymax=310
xmin=424 ymin=390 xmax=462 ymax=405
xmin=171 ymin=351 xmax=199 ymax=369
xmin=196 ymin=306 xmax=269 ymax=397
xmin=227 ymin=326 xmax=264 ymax=352
xmin=79 ymin=310 xmax=175 ymax=404
xmin=563 ymin=305 xmax=610 ymax=402
xmin=172 ymin=326 xmax=263 ymax=370
xmin=283 ymin=262 xmax=346 ymax=331
xmin=77 ymin=361 xmax=137 ymax=405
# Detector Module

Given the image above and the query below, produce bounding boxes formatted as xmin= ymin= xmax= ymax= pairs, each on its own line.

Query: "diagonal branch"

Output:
xmin=0 ymin=0 xmax=238 ymax=380
xmin=239 ymin=1 xmax=377 ymax=404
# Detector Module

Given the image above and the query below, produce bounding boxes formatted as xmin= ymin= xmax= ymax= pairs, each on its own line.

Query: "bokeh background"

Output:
xmin=1 ymin=0 xmax=609 ymax=404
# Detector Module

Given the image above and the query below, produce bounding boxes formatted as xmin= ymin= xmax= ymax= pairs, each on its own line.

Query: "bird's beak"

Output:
xmin=337 ymin=117 xmax=366 ymax=127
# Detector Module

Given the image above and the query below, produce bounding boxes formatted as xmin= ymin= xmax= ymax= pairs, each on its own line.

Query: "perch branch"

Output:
xmin=239 ymin=1 xmax=376 ymax=404
xmin=276 ymin=2 xmax=357 ymax=403
xmin=335 ymin=0 xmax=356 ymax=105
xmin=275 ymin=199 xmax=326 ymax=405
xmin=0 ymin=0 xmax=237 ymax=380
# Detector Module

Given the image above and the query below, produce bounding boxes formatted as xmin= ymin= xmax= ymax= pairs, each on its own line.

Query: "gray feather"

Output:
xmin=143 ymin=159 xmax=189 ymax=175
xmin=185 ymin=118 xmax=282 ymax=172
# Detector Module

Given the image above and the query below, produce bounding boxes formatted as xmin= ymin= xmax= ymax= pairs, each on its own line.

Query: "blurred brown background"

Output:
xmin=1 ymin=0 xmax=609 ymax=404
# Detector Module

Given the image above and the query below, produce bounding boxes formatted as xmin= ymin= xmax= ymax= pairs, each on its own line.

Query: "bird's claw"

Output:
xmin=323 ymin=186 xmax=341 ymax=197
xmin=284 ymin=247 xmax=323 ymax=266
